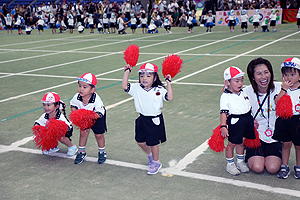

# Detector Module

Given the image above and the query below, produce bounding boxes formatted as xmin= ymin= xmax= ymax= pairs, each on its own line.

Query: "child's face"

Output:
xmin=253 ymin=64 xmax=271 ymax=91
xmin=78 ymin=81 xmax=95 ymax=97
xmin=283 ymin=69 xmax=300 ymax=88
xmin=139 ymin=72 xmax=156 ymax=90
xmin=43 ymin=103 xmax=58 ymax=115
xmin=226 ymin=76 xmax=244 ymax=94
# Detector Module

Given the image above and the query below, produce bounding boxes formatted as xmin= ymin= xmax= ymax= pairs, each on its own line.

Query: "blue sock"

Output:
xmin=237 ymin=154 xmax=244 ymax=163
xmin=99 ymin=147 xmax=105 ymax=153
xmin=79 ymin=146 xmax=85 ymax=153
xmin=226 ymin=157 xmax=234 ymax=164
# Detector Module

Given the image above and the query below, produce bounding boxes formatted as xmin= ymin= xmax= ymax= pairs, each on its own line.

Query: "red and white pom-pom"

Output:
xmin=69 ymin=109 xmax=99 ymax=130
xmin=244 ymin=127 xmax=261 ymax=149
xmin=162 ymin=54 xmax=183 ymax=78
xmin=276 ymin=94 xmax=293 ymax=119
xmin=123 ymin=44 xmax=139 ymax=67
xmin=32 ymin=119 xmax=68 ymax=151
xmin=208 ymin=124 xmax=226 ymax=153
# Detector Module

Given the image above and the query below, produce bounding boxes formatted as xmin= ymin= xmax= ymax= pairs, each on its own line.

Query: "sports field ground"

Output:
xmin=1 ymin=25 xmax=300 ymax=199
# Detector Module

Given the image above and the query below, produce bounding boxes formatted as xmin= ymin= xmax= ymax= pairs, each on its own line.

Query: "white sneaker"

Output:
xmin=226 ymin=162 xmax=240 ymax=175
xmin=237 ymin=161 xmax=249 ymax=173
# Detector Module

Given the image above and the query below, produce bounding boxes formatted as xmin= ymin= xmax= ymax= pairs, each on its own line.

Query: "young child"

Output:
xmin=68 ymin=14 xmax=75 ymax=34
xmin=122 ymin=63 xmax=173 ymax=175
xmin=49 ymin=14 xmax=57 ymax=34
xmin=261 ymin=17 xmax=270 ymax=32
xmin=204 ymin=10 xmax=214 ymax=32
xmin=220 ymin=66 xmax=256 ymax=175
xmin=110 ymin=12 xmax=116 ymax=33
xmin=270 ymin=9 xmax=277 ymax=32
xmin=97 ymin=19 xmax=103 ymax=34
xmin=37 ymin=16 xmax=45 ymax=35
xmin=70 ymin=73 xmax=107 ymax=165
xmin=15 ymin=15 xmax=23 ymax=35
xmin=253 ymin=9 xmax=260 ymax=32
xmin=5 ymin=13 xmax=13 ymax=36
xmin=34 ymin=92 xmax=77 ymax=156
xmin=297 ymin=8 xmax=300 ymax=31
xmin=140 ymin=13 xmax=147 ymax=34
xmin=187 ymin=11 xmax=194 ymax=33
xmin=228 ymin=10 xmax=236 ymax=32
xmin=78 ymin=22 xmax=84 ymax=33
xmin=88 ymin=14 xmax=95 ymax=33
xmin=240 ymin=9 xmax=248 ymax=32
xmin=103 ymin=13 xmax=110 ymax=34
xmin=163 ymin=18 xmax=172 ymax=33
xmin=117 ymin=12 xmax=128 ymax=34
xmin=130 ymin=13 xmax=137 ymax=34
xmin=25 ymin=25 xmax=32 ymax=35
xmin=273 ymin=57 xmax=300 ymax=179
xmin=148 ymin=20 xmax=157 ymax=33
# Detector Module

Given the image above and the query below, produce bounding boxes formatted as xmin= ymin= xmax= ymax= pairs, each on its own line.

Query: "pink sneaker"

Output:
xmin=147 ymin=160 xmax=162 ymax=175
xmin=187 ymin=31 xmax=191 ymax=33
xmin=191 ymin=30 xmax=194 ymax=33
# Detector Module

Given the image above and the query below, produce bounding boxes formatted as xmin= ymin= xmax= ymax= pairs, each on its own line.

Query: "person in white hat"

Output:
xmin=34 ymin=92 xmax=78 ymax=156
xmin=121 ymin=63 xmax=173 ymax=175
xmin=296 ymin=8 xmax=300 ymax=31
xmin=228 ymin=9 xmax=236 ymax=33
xmin=70 ymin=73 xmax=107 ymax=165
xmin=220 ymin=66 xmax=256 ymax=175
xmin=273 ymin=57 xmax=300 ymax=179
xmin=252 ymin=9 xmax=260 ymax=32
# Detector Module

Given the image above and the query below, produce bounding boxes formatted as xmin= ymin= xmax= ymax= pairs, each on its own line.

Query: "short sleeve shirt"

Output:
xmin=220 ymin=89 xmax=251 ymax=115
xmin=126 ymin=83 xmax=168 ymax=116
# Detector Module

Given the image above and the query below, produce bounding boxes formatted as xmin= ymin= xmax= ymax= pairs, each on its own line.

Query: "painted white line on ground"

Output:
xmin=173 ymin=31 xmax=300 ymax=83
xmin=171 ymin=139 xmax=209 ymax=171
xmin=1 ymin=144 xmax=299 ymax=198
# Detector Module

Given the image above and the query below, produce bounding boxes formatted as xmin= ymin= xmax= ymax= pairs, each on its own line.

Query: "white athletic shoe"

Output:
xmin=226 ymin=162 xmax=240 ymax=175
xmin=237 ymin=161 xmax=250 ymax=173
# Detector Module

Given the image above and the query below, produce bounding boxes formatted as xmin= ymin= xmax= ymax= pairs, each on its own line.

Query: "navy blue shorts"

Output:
xmin=227 ymin=112 xmax=256 ymax=144
xmin=241 ymin=22 xmax=247 ymax=29
xmin=273 ymin=116 xmax=300 ymax=146
xmin=298 ymin=19 xmax=300 ymax=26
xmin=142 ymin=24 xmax=147 ymax=28
xmin=188 ymin=24 xmax=193 ymax=29
xmin=229 ymin=20 xmax=236 ymax=26
xmin=91 ymin=111 xmax=107 ymax=135
xmin=270 ymin=20 xmax=276 ymax=26
xmin=135 ymin=114 xmax=166 ymax=146
xmin=253 ymin=22 xmax=259 ymax=26
xmin=245 ymin=140 xmax=282 ymax=162
xmin=103 ymin=23 xmax=109 ymax=29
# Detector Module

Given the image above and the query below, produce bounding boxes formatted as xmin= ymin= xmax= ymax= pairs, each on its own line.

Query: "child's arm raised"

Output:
xmin=122 ymin=64 xmax=132 ymax=90
xmin=165 ymin=74 xmax=173 ymax=101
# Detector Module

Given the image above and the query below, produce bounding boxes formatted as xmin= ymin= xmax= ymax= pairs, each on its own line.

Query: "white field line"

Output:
xmin=0 ymin=144 xmax=299 ymax=198
xmin=0 ymin=34 xmax=158 ymax=65
xmin=173 ymin=31 xmax=300 ymax=83
xmin=0 ymin=31 xmax=245 ymax=102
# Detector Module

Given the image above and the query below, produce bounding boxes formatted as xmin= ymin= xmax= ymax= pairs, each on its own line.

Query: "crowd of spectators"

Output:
xmin=0 ymin=0 xmax=299 ymax=32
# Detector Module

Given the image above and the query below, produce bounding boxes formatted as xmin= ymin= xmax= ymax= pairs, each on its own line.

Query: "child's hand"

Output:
xmin=282 ymin=80 xmax=292 ymax=91
xmin=165 ymin=74 xmax=171 ymax=82
xmin=124 ymin=64 xmax=132 ymax=72
xmin=254 ymin=119 xmax=259 ymax=129
xmin=221 ymin=127 xmax=229 ymax=138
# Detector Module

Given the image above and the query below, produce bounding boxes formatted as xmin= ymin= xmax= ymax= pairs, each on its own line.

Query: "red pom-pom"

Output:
xmin=208 ymin=124 xmax=226 ymax=153
xmin=123 ymin=44 xmax=139 ymax=67
xmin=69 ymin=109 xmax=99 ymax=130
xmin=32 ymin=119 xmax=68 ymax=151
xmin=276 ymin=94 xmax=293 ymax=119
xmin=244 ymin=127 xmax=261 ymax=149
xmin=162 ymin=54 xmax=183 ymax=78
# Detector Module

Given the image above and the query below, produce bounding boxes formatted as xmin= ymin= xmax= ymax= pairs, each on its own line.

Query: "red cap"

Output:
xmin=138 ymin=63 xmax=158 ymax=73
xmin=77 ymin=73 xmax=97 ymax=86
xmin=41 ymin=92 xmax=60 ymax=103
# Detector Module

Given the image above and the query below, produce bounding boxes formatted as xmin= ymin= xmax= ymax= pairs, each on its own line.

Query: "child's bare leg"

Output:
xmin=95 ymin=134 xmax=105 ymax=148
xmin=225 ymin=141 xmax=236 ymax=158
xmin=60 ymin=136 xmax=73 ymax=147
xmin=138 ymin=142 xmax=151 ymax=154
xmin=235 ymin=143 xmax=244 ymax=155
xmin=295 ymin=145 xmax=300 ymax=166
xmin=150 ymin=145 xmax=159 ymax=161
xmin=282 ymin=141 xmax=292 ymax=165
xmin=79 ymin=129 xmax=90 ymax=148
